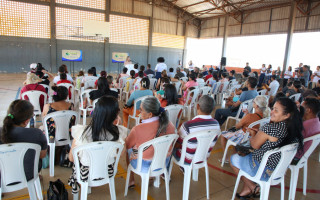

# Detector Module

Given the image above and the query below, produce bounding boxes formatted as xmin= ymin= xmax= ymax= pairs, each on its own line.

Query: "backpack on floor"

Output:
xmin=47 ymin=179 xmax=68 ymax=200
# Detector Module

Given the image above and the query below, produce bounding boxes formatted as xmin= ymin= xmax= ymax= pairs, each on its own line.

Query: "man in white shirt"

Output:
xmin=283 ymin=66 xmax=293 ymax=86
xmin=267 ymin=75 xmax=280 ymax=97
xmin=155 ymin=57 xmax=167 ymax=79
xmin=53 ymin=65 xmax=73 ymax=84
xmin=81 ymin=68 xmax=98 ymax=89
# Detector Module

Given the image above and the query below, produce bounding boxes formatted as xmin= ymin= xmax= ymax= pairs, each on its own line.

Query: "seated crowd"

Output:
xmin=0 ymin=60 xmax=320 ymax=199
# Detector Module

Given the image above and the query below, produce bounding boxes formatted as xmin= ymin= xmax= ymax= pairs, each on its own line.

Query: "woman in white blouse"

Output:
xmin=312 ymin=65 xmax=320 ymax=88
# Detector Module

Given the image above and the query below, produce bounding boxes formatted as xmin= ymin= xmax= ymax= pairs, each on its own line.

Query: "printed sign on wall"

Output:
xmin=112 ymin=52 xmax=129 ymax=63
xmin=62 ymin=50 xmax=82 ymax=61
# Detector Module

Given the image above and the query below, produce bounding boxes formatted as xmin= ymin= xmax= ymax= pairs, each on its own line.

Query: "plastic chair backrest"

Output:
xmin=132 ymin=95 xmax=153 ymax=117
xmin=0 ymin=143 xmax=40 ymax=193
xmin=198 ymin=82 xmax=206 ymax=88
xmin=136 ymin=134 xmax=178 ymax=176
xmin=243 ymin=117 xmax=271 ymax=141
xmin=296 ymin=134 xmax=320 ymax=166
xmin=43 ymin=110 xmax=79 ymax=146
xmin=173 ymin=81 xmax=181 ymax=94
xmin=72 ymin=141 xmax=124 ymax=186
xmin=197 ymin=78 xmax=205 ymax=83
xmin=165 ymin=104 xmax=184 ymax=129
xmin=21 ymin=90 xmax=48 ymax=114
xmin=149 ymin=78 xmax=157 ymax=90
xmin=79 ymin=89 xmax=95 ymax=110
xmin=289 ymin=93 xmax=301 ymax=102
xmin=200 ymin=86 xmax=212 ymax=96
xmin=110 ymin=88 xmax=118 ymax=93
xmin=126 ymin=79 xmax=134 ymax=92
xmin=258 ymin=89 xmax=267 ymax=95
xmin=178 ymin=129 xmax=221 ymax=165
xmin=220 ymin=82 xmax=229 ymax=93
xmin=233 ymin=99 xmax=252 ymax=118
xmin=92 ymin=98 xmax=99 ymax=110
xmin=256 ymin=143 xmax=298 ymax=183
xmin=119 ymin=77 xmax=127 ymax=89
xmin=57 ymin=83 xmax=75 ymax=102
xmin=180 ymin=77 xmax=188 ymax=82
xmin=205 ymin=78 xmax=213 ymax=85
xmin=84 ymin=77 xmax=98 ymax=89
xmin=211 ymin=82 xmax=221 ymax=94
xmin=184 ymin=88 xmax=200 ymax=106
xmin=147 ymin=74 xmax=154 ymax=79
xmin=75 ymin=77 xmax=83 ymax=90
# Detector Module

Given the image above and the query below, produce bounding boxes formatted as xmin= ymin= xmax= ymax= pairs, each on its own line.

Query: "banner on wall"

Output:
xmin=112 ymin=52 xmax=129 ymax=63
xmin=62 ymin=50 xmax=82 ymax=61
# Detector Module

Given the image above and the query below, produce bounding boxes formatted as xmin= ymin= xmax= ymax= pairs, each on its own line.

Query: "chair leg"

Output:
xmin=109 ymin=178 xmax=116 ymax=200
xmin=73 ymin=193 xmax=79 ymax=200
xmin=0 ymin=188 xmax=2 ymax=200
xmin=164 ymin=170 xmax=170 ymax=200
xmin=141 ymin=174 xmax=150 ymax=200
xmin=289 ymin=167 xmax=299 ymax=200
xmin=87 ymin=187 xmax=91 ymax=194
xmin=303 ymin=163 xmax=307 ymax=195
xmin=27 ymin=181 xmax=37 ymax=200
xmin=168 ymin=159 xmax=174 ymax=178
xmin=182 ymin=167 xmax=192 ymax=200
xmin=280 ymin=178 xmax=285 ymax=200
xmin=260 ymin=183 xmax=270 ymax=200
xmin=204 ymin=164 xmax=210 ymax=200
xmin=154 ymin=176 xmax=160 ymax=188
xmin=192 ymin=169 xmax=198 ymax=181
xmin=231 ymin=173 xmax=241 ymax=200
xmin=34 ymin=177 xmax=43 ymax=200
xmin=80 ymin=183 xmax=88 ymax=200
xmin=221 ymin=141 xmax=232 ymax=167
xmin=49 ymin=144 xmax=55 ymax=177
xmin=124 ymin=166 xmax=132 ymax=196
xmin=82 ymin=111 xmax=87 ymax=126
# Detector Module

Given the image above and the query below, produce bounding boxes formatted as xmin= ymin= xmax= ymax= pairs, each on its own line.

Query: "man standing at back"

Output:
xmin=215 ymin=77 xmax=258 ymax=125
xmin=173 ymin=95 xmax=220 ymax=164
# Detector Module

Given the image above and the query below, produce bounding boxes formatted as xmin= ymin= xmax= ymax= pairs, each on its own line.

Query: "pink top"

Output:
xmin=183 ymin=81 xmax=199 ymax=98
xmin=295 ymin=118 xmax=320 ymax=159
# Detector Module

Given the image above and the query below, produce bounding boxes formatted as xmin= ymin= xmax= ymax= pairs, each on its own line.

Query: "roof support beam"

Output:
xmin=221 ymin=15 xmax=229 ymax=69
xmin=104 ymin=0 xmax=111 ymax=73
xmin=49 ymin=0 xmax=56 ymax=73
xmin=282 ymin=1 xmax=297 ymax=78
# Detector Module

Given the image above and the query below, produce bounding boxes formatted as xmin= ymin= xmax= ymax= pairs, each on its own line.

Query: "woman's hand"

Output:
xmin=247 ymin=127 xmax=258 ymax=137
xmin=242 ymin=109 xmax=249 ymax=114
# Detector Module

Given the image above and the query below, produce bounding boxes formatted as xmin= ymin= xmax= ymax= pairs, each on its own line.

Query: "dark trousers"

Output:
xmin=214 ymin=107 xmax=238 ymax=126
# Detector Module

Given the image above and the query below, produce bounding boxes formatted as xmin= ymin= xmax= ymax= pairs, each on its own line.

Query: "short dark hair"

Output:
xmin=58 ymin=65 xmax=65 ymax=73
xmin=303 ymin=98 xmax=320 ymax=115
xmin=293 ymin=80 xmax=301 ymax=89
xmin=169 ymin=68 xmax=174 ymax=72
xmin=134 ymin=64 xmax=138 ymax=69
xmin=130 ymin=70 xmax=135 ymax=78
xmin=242 ymin=71 xmax=249 ymax=77
xmin=230 ymin=70 xmax=235 ymax=75
xmin=271 ymin=75 xmax=276 ymax=80
xmin=138 ymin=71 xmax=144 ymax=78
xmin=88 ymin=69 xmax=94 ymax=75
xmin=247 ymin=77 xmax=257 ymax=88
xmin=147 ymin=64 xmax=151 ymax=69
xmin=140 ymin=65 xmax=145 ymax=71
xmin=209 ymin=69 xmax=213 ymax=74
xmin=123 ymin=67 xmax=128 ymax=73
xmin=198 ymin=95 xmax=215 ymax=114
xmin=222 ymin=72 xmax=228 ymax=78
xmin=60 ymin=73 xmax=67 ymax=80
xmin=51 ymin=86 xmax=68 ymax=102
xmin=157 ymin=57 xmax=165 ymax=63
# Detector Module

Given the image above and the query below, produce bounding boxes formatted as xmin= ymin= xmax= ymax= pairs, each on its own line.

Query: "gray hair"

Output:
xmin=142 ymin=96 xmax=169 ymax=136
xmin=198 ymin=95 xmax=215 ymax=115
xmin=176 ymin=67 xmax=181 ymax=72
xmin=253 ymin=96 xmax=271 ymax=118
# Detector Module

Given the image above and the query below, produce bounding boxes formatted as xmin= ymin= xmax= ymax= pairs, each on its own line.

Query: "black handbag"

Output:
xmin=235 ymin=140 xmax=254 ymax=157
xmin=47 ymin=179 xmax=68 ymax=200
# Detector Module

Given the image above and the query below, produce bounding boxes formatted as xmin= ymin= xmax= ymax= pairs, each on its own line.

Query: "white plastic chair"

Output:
xmin=127 ymin=95 xmax=153 ymax=129
xmin=169 ymin=129 xmax=221 ymax=200
xmin=217 ymin=82 xmax=230 ymax=105
xmin=183 ymin=88 xmax=200 ymax=121
xmin=258 ymin=89 xmax=267 ymax=95
xmin=124 ymin=134 xmax=178 ymax=200
xmin=197 ymin=82 xmax=206 ymax=89
xmin=288 ymin=134 xmax=320 ymax=200
xmin=0 ymin=143 xmax=43 ymax=200
xmin=72 ymin=141 xmax=124 ymax=200
xmin=180 ymin=77 xmax=188 ymax=82
xmin=84 ymin=77 xmax=98 ymax=90
xmin=210 ymin=82 xmax=221 ymax=99
xmin=147 ymin=74 xmax=154 ymax=79
xmin=165 ymin=104 xmax=184 ymax=129
xmin=123 ymin=79 xmax=134 ymax=102
xmin=220 ymin=117 xmax=271 ymax=167
xmin=289 ymin=93 xmax=301 ymax=102
xmin=172 ymin=81 xmax=182 ymax=95
xmin=200 ymin=86 xmax=212 ymax=96
xmin=79 ymin=89 xmax=95 ymax=125
xmin=43 ymin=110 xmax=79 ymax=177
xmin=231 ymin=143 xmax=298 ymax=200
xmin=40 ymin=84 xmax=50 ymax=94
xmin=21 ymin=90 xmax=48 ymax=116
xmin=149 ymin=78 xmax=157 ymax=90
xmin=224 ymin=99 xmax=253 ymax=130
xmin=205 ymin=78 xmax=213 ymax=86
xmin=57 ymin=83 xmax=75 ymax=103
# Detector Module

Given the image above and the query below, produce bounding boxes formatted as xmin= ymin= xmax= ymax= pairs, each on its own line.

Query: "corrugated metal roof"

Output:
xmin=165 ymin=0 xmax=294 ymax=19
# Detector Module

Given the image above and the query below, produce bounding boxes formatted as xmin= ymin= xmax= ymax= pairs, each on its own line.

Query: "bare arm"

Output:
xmin=250 ymin=131 xmax=278 ymax=149
xmin=42 ymin=104 xmax=50 ymax=118
xmin=40 ymin=149 xmax=47 ymax=158
xmin=69 ymin=139 xmax=77 ymax=162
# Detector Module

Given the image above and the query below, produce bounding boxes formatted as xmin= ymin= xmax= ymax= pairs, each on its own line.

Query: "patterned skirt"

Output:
xmin=221 ymin=129 xmax=246 ymax=144
xmin=68 ymin=162 xmax=115 ymax=194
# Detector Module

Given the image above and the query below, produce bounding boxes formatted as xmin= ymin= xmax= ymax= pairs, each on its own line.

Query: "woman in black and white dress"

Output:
xmin=230 ymin=97 xmax=304 ymax=199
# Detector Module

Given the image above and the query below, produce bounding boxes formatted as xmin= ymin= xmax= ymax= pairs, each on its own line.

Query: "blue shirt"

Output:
xmin=126 ymin=89 xmax=153 ymax=108
xmin=239 ymin=90 xmax=258 ymax=102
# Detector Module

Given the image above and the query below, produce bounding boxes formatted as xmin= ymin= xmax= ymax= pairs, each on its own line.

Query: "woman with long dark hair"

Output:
xmin=230 ymin=97 xmax=303 ymax=198
xmin=1 ymin=100 xmax=47 ymax=180
xmin=89 ymin=77 xmax=118 ymax=102
xmin=68 ymin=96 xmax=127 ymax=194
xmin=125 ymin=96 xmax=176 ymax=187
xmin=156 ymin=84 xmax=183 ymax=107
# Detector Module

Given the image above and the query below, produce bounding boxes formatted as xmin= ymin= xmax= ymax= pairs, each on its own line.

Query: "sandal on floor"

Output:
xmin=236 ymin=193 xmax=251 ymax=200
xmin=128 ymin=184 xmax=135 ymax=189
xmin=252 ymin=185 xmax=260 ymax=198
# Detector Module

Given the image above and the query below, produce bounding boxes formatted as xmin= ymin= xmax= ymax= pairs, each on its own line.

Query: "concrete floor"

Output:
xmin=0 ymin=73 xmax=319 ymax=200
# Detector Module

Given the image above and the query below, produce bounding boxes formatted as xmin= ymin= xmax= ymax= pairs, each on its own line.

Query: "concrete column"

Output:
xmin=221 ymin=15 xmax=229 ymax=69
xmin=147 ymin=0 xmax=154 ymax=65
xmin=182 ymin=21 xmax=188 ymax=68
xmin=49 ymin=0 xmax=57 ymax=73
xmin=104 ymin=0 xmax=111 ymax=72
xmin=282 ymin=1 xmax=297 ymax=75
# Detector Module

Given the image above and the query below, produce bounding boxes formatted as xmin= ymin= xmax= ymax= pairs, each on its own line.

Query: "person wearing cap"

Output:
xmin=21 ymin=73 xmax=47 ymax=111
xmin=28 ymin=63 xmax=37 ymax=75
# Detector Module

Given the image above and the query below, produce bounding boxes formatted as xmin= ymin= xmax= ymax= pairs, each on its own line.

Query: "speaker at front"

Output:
xmin=220 ymin=57 xmax=226 ymax=66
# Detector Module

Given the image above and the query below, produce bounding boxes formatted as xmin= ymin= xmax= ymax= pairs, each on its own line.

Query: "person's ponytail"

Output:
xmin=2 ymin=115 xmax=15 ymax=143
xmin=156 ymin=107 xmax=169 ymax=137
